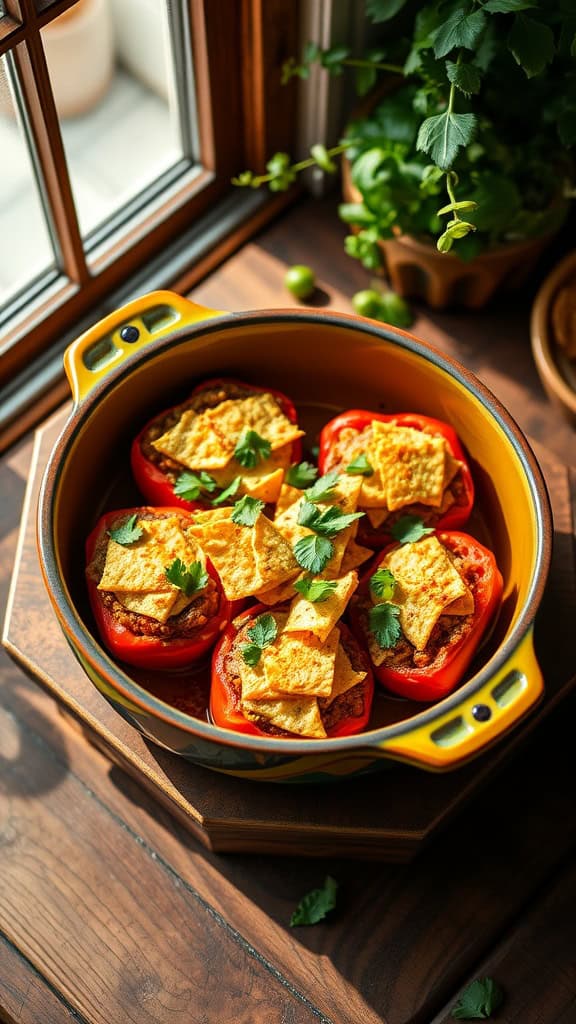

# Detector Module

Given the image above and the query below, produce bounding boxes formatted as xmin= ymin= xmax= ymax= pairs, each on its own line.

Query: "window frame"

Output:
xmin=0 ymin=0 xmax=300 ymax=387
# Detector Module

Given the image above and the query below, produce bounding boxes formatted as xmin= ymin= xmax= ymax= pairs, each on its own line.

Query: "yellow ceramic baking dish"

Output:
xmin=37 ymin=290 xmax=552 ymax=781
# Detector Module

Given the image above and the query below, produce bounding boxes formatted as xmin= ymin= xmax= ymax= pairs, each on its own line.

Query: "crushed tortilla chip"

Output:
xmin=324 ymin=643 xmax=366 ymax=705
xmin=372 ymin=422 xmax=448 ymax=511
xmin=284 ymin=571 xmax=358 ymax=643
xmin=339 ymin=538 xmax=373 ymax=574
xmin=241 ymin=696 xmax=327 ymax=738
xmin=261 ymin=626 xmax=340 ymax=697
xmin=115 ymin=589 xmax=180 ymax=623
xmin=97 ymin=516 xmax=202 ymax=593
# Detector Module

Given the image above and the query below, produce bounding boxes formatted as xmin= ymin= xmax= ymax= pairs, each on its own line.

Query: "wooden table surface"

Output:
xmin=1 ymin=198 xmax=575 ymax=1024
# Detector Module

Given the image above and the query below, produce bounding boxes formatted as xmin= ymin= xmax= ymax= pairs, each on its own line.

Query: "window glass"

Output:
xmin=41 ymin=0 xmax=195 ymax=239
xmin=0 ymin=54 xmax=56 ymax=306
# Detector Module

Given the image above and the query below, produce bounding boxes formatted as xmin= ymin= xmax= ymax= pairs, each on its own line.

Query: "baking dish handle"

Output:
xmin=375 ymin=629 xmax=543 ymax=770
xmin=64 ymin=290 xmax=227 ymax=404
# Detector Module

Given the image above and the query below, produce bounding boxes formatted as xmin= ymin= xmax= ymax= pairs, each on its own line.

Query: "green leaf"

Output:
xmin=174 ymin=470 xmax=217 ymax=501
xmin=290 ymin=876 xmax=338 ymax=927
xmin=345 ymin=453 xmax=374 ymax=476
xmin=451 ymin=977 xmax=505 ymax=1019
xmin=438 ymin=199 xmax=478 ymax=215
xmin=445 ymin=60 xmax=481 ymax=95
xmin=369 ymin=602 xmax=402 ymax=649
xmin=293 ymin=576 xmax=338 ymax=603
xmin=164 ymin=558 xmax=209 ymax=597
xmin=370 ymin=567 xmax=396 ymax=600
xmin=433 ymin=8 xmax=487 ymax=58
xmin=338 ymin=202 xmax=377 ymax=227
xmin=508 ymin=14 xmax=555 ymax=77
xmin=483 ymin=0 xmax=535 ymax=11
xmin=234 ymin=429 xmax=272 ymax=468
xmin=305 ymin=471 xmax=340 ymax=502
xmin=391 ymin=515 xmax=435 ymax=544
xmin=355 ymin=64 xmax=377 ymax=97
xmin=108 ymin=514 xmax=143 ymax=546
xmin=286 ymin=462 xmax=318 ymax=489
xmin=417 ymin=111 xmax=477 ymax=170
xmin=320 ymin=45 xmax=350 ymax=74
xmin=311 ymin=143 xmax=338 ymax=173
xmin=211 ymin=476 xmax=242 ymax=506
xmin=297 ymin=500 xmax=364 ymax=538
xmin=437 ymin=230 xmax=454 ymax=253
xmin=293 ymin=534 xmax=334 ymax=574
xmin=247 ymin=613 xmax=278 ymax=649
xmin=366 ymin=0 xmax=408 ymax=21
xmin=240 ymin=643 xmax=264 ymax=667
xmin=231 ymin=496 xmax=265 ymax=527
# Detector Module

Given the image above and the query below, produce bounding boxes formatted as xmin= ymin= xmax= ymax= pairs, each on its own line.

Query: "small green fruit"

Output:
xmin=351 ymin=289 xmax=383 ymax=318
xmin=284 ymin=265 xmax=316 ymax=299
xmin=378 ymin=291 xmax=413 ymax=328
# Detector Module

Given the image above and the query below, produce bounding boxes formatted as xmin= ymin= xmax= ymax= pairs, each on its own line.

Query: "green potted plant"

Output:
xmin=234 ymin=0 xmax=575 ymax=309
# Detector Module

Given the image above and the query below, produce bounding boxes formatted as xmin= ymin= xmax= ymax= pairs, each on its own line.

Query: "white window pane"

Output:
xmin=0 ymin=55 xmax=56 ymax=306
xmin=41 ymin=0 xmax=193 ymax=238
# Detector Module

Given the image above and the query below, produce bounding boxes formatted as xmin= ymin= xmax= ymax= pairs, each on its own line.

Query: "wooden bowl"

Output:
xmin=531 ymin=250 xmax=576 ymax=427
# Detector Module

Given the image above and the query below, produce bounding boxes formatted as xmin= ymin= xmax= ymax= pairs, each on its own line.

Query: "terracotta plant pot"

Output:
xmin=342 ymin=158 xmax=556 ymax=311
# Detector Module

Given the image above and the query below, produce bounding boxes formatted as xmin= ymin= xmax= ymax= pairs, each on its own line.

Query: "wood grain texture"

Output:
xmin=0 ymin=933 xmax=85 ymax=1024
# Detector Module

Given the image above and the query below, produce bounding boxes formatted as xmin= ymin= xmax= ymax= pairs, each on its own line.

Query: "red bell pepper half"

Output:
xmin=348 ymin=531 xmax=503 ymax=703
xmin=85 ymin=507 xmax=234 ymax=671
xmin=131 ymin=377 xmax=302 ymax=510
xmin=318 ymin=410 xmax=475 ymax=547
xmin=210 ymin=604 xmax=374 ymax=738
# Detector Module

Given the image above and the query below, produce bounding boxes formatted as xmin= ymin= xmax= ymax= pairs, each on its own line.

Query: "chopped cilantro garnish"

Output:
xmin=369 ymin=602 xmax=402 ymax=649
xmin=370 ymin=567 xmax=396 ymax=600
xmin=345 ymin=453 xmax=374 ymax=477
xmin=211 ymin=476 xmax=242 ymax=506
xmin=164 ymin=558 xmax=209 ymax=597
xmin=297 ymin=500 xmax=363 ymax=538
xmin=231 ymin=495 xmax=265 ymax=526
xmin=234 ymin=429 xmax=271 ymax=468
xmin=240 ymin=613 xmax=278 ymax=666
xmin=293 ymin=576 xmax=338 ymax=603
xmin=174 ymin=470 xmax=217 ymax=501
xmin=108 ymin=514 xmax=143 ymax=546
xmin=290 ymin=876 xmax=338 ymax=927
xmin=286 ymin=461 xmax=318 ymax=489
xmin=451 ymin=977 xmax=505 ymax=1020
xmin=305 ymin=470 xmax=340 ymax=502
xmin=293 ymin=534 xmax=334 ymax=574
xmin=391 ymin=514 xmax=434 ymax=544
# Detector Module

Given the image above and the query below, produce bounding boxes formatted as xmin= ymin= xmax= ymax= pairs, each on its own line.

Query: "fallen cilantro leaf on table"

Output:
xmin=108 ymin=514 xmax=143 ymax=546
xmin=234 ymin=429 xmax=271 ymax=468
xmin=305 ymin=470 xmax=340 ymax=502
xmin=293 ymin=576 xmax=338 ymax=603
xmin=369 ymin=602 xmax=402 ymax=649
xmin=174 ymin=470 xmax=217 ymax=501
xmin=293 ymin=534 xmax=334 ymax=574
xmin=165 ymin=558 xmax=209 ymax=597
xmin=345 ymin=453 xmax=373 ymax=476
xmin=231 ymin=495 xmax=265 ymax=526
xmin=391 ymin=514 xmax=434 ymax=544
xmin=451 ymin=977 xmax=504 ymax=1019
xmin=370 ymin=567 xmax=396 ymax=600
xmin=286 ymin=461 xmax=318 ymax=489
xmin=290 ymin=876 xmax=338 ymax=927
xmin=211 ymin=476 xmax=242 ymax=506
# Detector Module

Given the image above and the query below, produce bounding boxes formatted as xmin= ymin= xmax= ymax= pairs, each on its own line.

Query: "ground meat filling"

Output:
xmin=360 ymin=545 xmax=478 ymax=671
xmin=221 ymin=611 xmax=370 ymax=738
xmin=88 ymin=509 xmax=219 ymax=640
xmin=324 ymin=423 xmax=467 ymax=539
xmin=139 ymin=381 xmax=265 ymax=481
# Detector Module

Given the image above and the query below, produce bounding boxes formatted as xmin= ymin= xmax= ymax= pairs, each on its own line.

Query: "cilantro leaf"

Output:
xmin=293 ymin=576 xmax=338 ymax=603
xmin=241 ymin=613 xmax=278 ymax=666
xmin=211 ymin=476 xmax=242 ymax=506
xmin=165 ymin=558 xmax=209 ymax=597
xmin=286 ymin=461 xmax=319 ymax=489
xmin=345 ymin=453 xmax=374 ymax=477
xmin=108 ymin=514 xmax=143 ymax=546
xmin=370 ymin=567 xmax=396 ymax=600
xmin=369 ymin=602 xmax=402 ymax=649
xmin=417 ymin=110 xmax=477 ymax=170
xmin=293 ymin=534 xmax=334 ymax=574
xmin=451 ymin=977 xmax=505 ymax=1019
xmin=173 ymin=470 xmax=217 ymax=501
xmin=508 ymin=13 xmax=554 ymax=78
xmin=297 ymin=500 xmax=364 ymax=538
xmin=391 ymin=515 xmax=434 ymax=544
xmin=433 ymin=8 xmax=486 ymax=58
xmin=290 ymin=876 xmax=338 ymax=927
xmin=231 ymin=495 xmax=265 ymax=526
xmin=234 ymin=429 xmax=271 ymax=468
xmin=305 ymin=470 xmax=340 ymax=502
